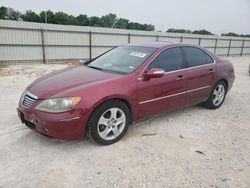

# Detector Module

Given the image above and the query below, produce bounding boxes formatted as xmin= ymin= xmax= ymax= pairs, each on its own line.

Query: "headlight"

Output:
xmin=35 ymin=97 xmax=81 ymax=113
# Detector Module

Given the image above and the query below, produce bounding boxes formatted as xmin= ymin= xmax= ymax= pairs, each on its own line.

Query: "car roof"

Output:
xmin=123 ymin=41 xmax=197 ymax=49
xmin=122 ymin=42 xmax=217 ymax=60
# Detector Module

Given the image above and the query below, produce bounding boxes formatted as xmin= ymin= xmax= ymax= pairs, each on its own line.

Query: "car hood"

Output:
xmin=27 ymin=66 xmax=121 ymax=99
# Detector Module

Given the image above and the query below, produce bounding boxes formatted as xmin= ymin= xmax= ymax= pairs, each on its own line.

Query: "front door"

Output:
xmin=137 ymin=47 xmax=188 ymax=119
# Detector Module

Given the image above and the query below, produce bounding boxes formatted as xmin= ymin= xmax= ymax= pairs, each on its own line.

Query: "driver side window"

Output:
xmin=148 ymin=47 xmax=185 ymax=72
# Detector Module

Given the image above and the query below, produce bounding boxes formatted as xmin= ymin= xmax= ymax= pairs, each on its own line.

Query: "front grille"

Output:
xmin=20 ymin=91 xmax=38 ymax=109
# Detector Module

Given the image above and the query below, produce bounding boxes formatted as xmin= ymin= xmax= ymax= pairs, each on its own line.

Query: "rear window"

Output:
xmin=182 ymin=47 xmax=213 ymax=67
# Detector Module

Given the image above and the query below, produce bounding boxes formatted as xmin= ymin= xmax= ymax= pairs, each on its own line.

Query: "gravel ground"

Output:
xmin=0 ymin=56 xmax=250 ymax=188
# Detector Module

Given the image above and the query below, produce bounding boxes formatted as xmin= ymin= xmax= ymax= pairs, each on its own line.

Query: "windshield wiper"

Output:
xmin=87 ymin=66 xmax=103 ymax=71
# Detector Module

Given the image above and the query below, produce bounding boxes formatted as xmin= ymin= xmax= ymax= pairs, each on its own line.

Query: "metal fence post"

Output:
xmin=227 ymin=39 xmax=232 ymax=57
xmin=240 ymin=40 xmax=245 ymax=56
xmin=180 ymin=36 xmax=183 ymax=43
xmin=156 ymin=34 xmax=159 ymax=41
xmin=214 ymin=38 xmax=218 ymax=54
xmin=41 ymin=28 xmax=46 ymax=64
xmin=128 ymin=33 xmax=131 ymax=43
xmin=89 ymin=31 xmax=92 ymax=60
xmin=198 ymin=38 xmax=201 ymax=46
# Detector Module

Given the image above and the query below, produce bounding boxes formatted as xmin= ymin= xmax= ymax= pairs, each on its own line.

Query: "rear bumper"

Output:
xmin=17 ymin=107 xmax=90 ymax=140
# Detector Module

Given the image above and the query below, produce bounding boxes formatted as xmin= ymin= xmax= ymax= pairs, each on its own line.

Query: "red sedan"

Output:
xmin=17 ymin=42 xmax=235 ymax=145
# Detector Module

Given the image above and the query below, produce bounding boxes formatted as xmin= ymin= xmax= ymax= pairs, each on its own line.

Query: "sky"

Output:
xmin=1 ymin=0 xmax=250 ymax=35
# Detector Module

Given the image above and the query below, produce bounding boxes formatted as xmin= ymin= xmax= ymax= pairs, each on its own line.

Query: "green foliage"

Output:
xmin=127 ymin=22 xmax=155 ymax=31
xmin=8 ymin=8 xmax=21 ymax=20
xmin=21 ymin=10 xmax=40 ymax=22
xmin=114 ymin=18 xmax=129 ymax=29
xmin=53 ymin=12 xmax=71 ymax=25
xmin=101 ymin=13 xmax=116 ymax=27
xmin=143 ymin=24 xmax=155 ymax=31
xmin=0 ymin=6 xmax=7 ymax=19
xmin=222 ymin=32 xmax=239 ymax=37
xmin=167 ymin=28 xmax=213 ymax=35
xmin=167 ymin=28 xmax=192 ymax=34
xmin=75 ymin=14 xmax=89 ymax=26
xmin=192 ymin=29 xmax=214 ymax=35
xmin=0 ymin=6 xmax=21 ymax=20
xmin=167 ymin=28 xmax=250 ymax=38
xmin=0 ymin=6 xmax=155 ymax=31
xmin=89 ymin=16 xmax=102 ymax=27
xmin=222 ymin=32 xmax=250 ymax=38
xmin=40 ymin=10 xmax=55 ymax=23
xmin=2 ymin=6 xmax=247 ymax=35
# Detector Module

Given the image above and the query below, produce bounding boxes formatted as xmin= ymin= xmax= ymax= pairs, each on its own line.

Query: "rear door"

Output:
xmin=182 ymin=47 xmax=216 ymax=105
xmin=137 ymin=47 xmax=188 ymax=119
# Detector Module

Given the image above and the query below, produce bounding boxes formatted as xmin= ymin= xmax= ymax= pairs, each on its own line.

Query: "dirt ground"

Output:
xmin=0 ymin=56 xmax=250 ymax=188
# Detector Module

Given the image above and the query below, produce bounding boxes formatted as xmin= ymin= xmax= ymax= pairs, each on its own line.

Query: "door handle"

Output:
xmin=176 ymin=75 xmax=185 ymax=81
xmin=209 ymin=68 xmax=215 ymax=73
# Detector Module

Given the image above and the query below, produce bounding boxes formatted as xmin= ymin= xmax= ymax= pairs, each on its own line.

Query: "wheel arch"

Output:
xmin=217 ymin=79 xmax=229 ymax=92
xmin=85 ymin=97 xmax=134 ymax=131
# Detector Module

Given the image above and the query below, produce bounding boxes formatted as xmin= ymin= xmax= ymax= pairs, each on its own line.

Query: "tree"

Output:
xmin=101 ymin=13 xmax=116 ymax=27
xmin=221 ymin=32 xmax=250 ymax=38
xmin=133 ymin=22 xmax=143 ymax=30
xmin=75 ymin=14 xmax=89 ymax=26
xmin=167 ymin=28 xmax=213 ymax=35
xmin=114 ymin=18 xmax=129 ymax=29
xmin=6 ymin=8 xmax=21 ymax=20
xmin=89 ymin=16 xmax=102 ymax=27
xmin=68 ymin=15 xmax=76 ymax=25
xmin=142 ymin=24 xmax=155 ymax=31
xmin=222 ymin=32 xmax=239 ymax=37
xmin=1 ymin=6 xmax=156 ymax=32
xmin=167 ymin=28 xmax=192 ymax=34
xmin=40 ymin=10 xmax=55 ymax=23
xmin=21 ymin=10 xmax=40 ymax=22
xmin=192 ymin=29 xmax=214 ymax=35
xmin=127 ymin=22 xmax=136 ymax=30
xmin=53 ymin=12 xmax=71 ymax=25
xmin=0 ymin=6 xmax=7 ymax=19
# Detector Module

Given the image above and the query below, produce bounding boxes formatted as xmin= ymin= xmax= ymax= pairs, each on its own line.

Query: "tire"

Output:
xmin=203 ymin=81 xmax=227 ymax=109
xmin=87 ymin=100 xmax=131 ymax=145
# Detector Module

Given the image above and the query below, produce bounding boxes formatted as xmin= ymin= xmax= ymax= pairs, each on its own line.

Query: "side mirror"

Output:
xmin=143 ymin=68 xmax=165 ymax=80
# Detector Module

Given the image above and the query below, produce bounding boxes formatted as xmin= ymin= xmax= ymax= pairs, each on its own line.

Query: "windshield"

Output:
xmin=87 ymin=46 xmax=157 ymax=74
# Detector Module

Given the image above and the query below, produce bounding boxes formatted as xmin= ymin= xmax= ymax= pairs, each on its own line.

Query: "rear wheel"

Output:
xmin=203 ymin=81 xmax=227 ymax=109
xmin=87 ymin=100 xmax=131 ymax=145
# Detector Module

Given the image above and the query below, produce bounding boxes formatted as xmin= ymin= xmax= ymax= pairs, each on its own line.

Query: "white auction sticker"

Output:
xmin=130 ymin=52 xmax=147 ymax=58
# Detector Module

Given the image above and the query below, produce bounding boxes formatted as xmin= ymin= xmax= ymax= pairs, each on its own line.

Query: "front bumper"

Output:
xmin=17 ymin=107 xmax=90 ymax=140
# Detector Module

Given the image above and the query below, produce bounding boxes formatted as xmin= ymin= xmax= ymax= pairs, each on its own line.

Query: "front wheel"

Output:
xmin=87 ymin=100 xmax=131 ymax=145
xmin=203 ymin=81 xmax=227 ymax=109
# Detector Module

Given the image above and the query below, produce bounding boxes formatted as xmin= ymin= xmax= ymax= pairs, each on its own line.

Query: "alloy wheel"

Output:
xmin=212 ymin=84 xmax=225 ymax=106
xmin=97 ymin=108 xmax=126 ymax=141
